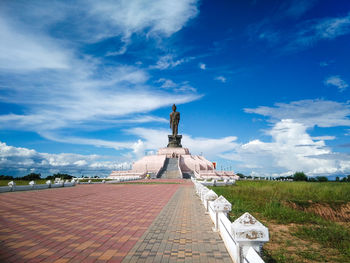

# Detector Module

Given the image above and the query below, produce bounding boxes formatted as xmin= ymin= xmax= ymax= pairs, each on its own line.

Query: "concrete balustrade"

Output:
xmin=0 ymin=178 xmax=77 ymax=193
xmin=192 ymin=178 xmax=269 ymax=263
xmin=0 ymin=176 xmax=142 ymax=193
xmin=198 ymin=178 xmax=236 ymax=187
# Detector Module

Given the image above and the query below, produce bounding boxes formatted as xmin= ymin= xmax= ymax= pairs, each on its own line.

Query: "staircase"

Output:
xmin=157 ymin=158 xmax=181 ymax=179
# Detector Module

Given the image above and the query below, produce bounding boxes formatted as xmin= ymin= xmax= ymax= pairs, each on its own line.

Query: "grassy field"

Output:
xmin=0 ymin=179 xmax=47 ymax=186
xmin=210 ymin=181 xmax=350 ymax=263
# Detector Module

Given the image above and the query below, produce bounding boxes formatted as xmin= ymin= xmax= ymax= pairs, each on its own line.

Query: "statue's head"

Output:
xmin=172 ymin=104 xmax=177 ymax=111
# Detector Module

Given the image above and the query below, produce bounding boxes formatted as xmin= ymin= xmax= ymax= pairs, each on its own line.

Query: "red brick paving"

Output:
xmin=0 ymin=183 xmax=180 ymax=263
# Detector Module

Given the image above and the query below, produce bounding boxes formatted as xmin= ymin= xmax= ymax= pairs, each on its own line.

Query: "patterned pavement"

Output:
xmin=122 ymin=186 xmax=232 ymax=263
xmin=0 ymin=181 xmax=231 ymax=263
xmin=0 ymin=184 xmax=179 ymax=263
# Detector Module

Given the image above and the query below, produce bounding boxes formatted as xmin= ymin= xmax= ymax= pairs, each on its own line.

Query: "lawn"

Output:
xmin=210 ymin=181 xmax=350 ymax=263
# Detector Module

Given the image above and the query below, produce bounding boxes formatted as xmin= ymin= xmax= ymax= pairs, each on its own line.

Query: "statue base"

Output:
xmin=167 ymin=135 xmax=182 ymax=148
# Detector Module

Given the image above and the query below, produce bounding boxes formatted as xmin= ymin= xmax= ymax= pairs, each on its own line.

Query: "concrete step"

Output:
xmin=162 ymin=170 xmax=181 ymax=179
xmin=158 ymin=158 xmax=181 ymax=178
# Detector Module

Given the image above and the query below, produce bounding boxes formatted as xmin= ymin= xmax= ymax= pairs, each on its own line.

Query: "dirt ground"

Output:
xmin=263 ymin=221 xmax=343 ymax=263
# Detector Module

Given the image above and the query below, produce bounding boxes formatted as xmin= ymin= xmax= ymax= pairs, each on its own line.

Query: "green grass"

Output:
xmin=210 ymin=181 xmax=350 ymax=262
xmin=0 ymin=179 xmax=47 ymax=186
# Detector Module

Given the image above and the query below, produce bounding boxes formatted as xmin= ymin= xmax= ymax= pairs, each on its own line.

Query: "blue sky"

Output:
xmin=1 ymin=0 xmax=350 ymax=178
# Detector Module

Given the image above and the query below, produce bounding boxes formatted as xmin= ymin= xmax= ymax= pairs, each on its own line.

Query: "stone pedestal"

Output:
xmin=167 ymin=135 xmax=182 ymax=148
xmin=157 ymin=147 xmax=190 ymax=157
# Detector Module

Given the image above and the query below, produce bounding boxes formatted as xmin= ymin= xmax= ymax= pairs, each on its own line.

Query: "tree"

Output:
xmin=22 ymin=173 xmax=41 ymax=180
xmin=316 ymin=176 xmax=328 ymax=182
xmin=347 ymin=175 xmax=350 ymax=182
xmin=308 ymin=177 xmax=317 ymax=182
xmin=293 ymin=172 xmax=307 ymax=181
xmin=53 ymin=173 xmax=72 ymax=179
xmin=335 ymin=176 xmax=340 ymax=182
xmin=236 ymin=173 xmax=245 ymax=179
xmin=0 ymin=175 xmax=14 ymax=180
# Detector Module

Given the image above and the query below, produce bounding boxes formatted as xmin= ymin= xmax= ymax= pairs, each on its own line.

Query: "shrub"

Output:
xmin=317 ymin=176 xmax=328 ymax=182
xmin=293 ymin=171 xmax=307 ymax=181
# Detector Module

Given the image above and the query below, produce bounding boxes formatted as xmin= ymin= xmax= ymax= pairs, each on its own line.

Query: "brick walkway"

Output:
xmin=122 ymin=186 xmax=231 ymax=263
xmin=0 ymin=184 xmax=179 ymax=263
xmin=0 ymin=182 xmax=231 ymax=263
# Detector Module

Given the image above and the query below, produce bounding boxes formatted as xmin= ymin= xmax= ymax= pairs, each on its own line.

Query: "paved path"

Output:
xmin=122 ymin=185 xmax=231 ymax=263
xmin=0 ymin=181 xmax=231 ymax=263
xmin=0 ymin=184 xmax=179 ymax=263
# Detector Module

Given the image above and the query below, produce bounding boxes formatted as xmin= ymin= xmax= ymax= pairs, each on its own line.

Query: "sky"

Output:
xmin=1 ymin=0 xmax=350 ymax=178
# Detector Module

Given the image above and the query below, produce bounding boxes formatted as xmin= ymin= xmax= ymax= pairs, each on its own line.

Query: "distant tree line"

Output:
xmin=293 ymin=172 xmax=350 ymax=182
xmin=235 ymin=171 xmax=350 ymax=182
xmin=0 ymin=173 xmax=74 ymax=181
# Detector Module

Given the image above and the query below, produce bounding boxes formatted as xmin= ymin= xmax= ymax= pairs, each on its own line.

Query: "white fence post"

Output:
xmin=46 ymin=180 xmax=51 ymax=188
xmin=211 ymin=195 xmax=232 ymax=232
xmin=8 ymin=181 xmax=16 ymax=191
xmin=29 ymin=181 xmax=35 ymax=189
xmin=204 ymin=190 xmax=218 ymax=212
xmin=231 ymin=212 xmax=269 ymax=263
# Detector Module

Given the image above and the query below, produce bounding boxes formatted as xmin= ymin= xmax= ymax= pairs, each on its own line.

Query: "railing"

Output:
xmin=192 ymin=178 xmax=269 ymax=263
xmin=156 ymin=158 xmax=167 ymax=178
xmin=176 ymin=157 xmax=183 ymax=178
xmin=0 ymin=179 xmax=76 ymax=193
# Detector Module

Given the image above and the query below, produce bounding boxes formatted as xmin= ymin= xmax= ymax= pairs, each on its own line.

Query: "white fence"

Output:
xmin=0 ymin=179 xmax=76 ymax=193
xmin=192 ymin=178 xmax=269 ymax=263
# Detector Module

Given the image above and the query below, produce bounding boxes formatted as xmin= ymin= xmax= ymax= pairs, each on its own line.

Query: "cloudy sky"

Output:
xmin=1 ymin=0 xmax=350 ymax=178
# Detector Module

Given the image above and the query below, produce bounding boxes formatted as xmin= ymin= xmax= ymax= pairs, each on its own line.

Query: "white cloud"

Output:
xmin=0 ymin=141 xmax=130 ymax=177
xmin=132 ymin=139 xmax=147 ymax=159
xmin=152 ymin=54 xmax=192 ymax=70
xmin=0 ymin=16 xmax=71 ymax=71
xmin=157 ymin=78 xmax=177 ymax=89
xmin=127 ymin=122 xmax=350 ymax=176
xmin=0 ymin=0 xmax=199 ymax=44
xmin=253 ymin=11 xmax=350 ymax=52
xmin=0 ymin=61 xmax=200 ymax=133
xmin=199 ymin=63 xmax=206 ymax=70
xmin=215 ymin=76 xmax=227 ymax=83
xmin=287 ymin=12 xmax=350 ymax=50
xmin=156 ymin=78 xmax=197 ymax=93
xmin=86 ymin=0 xmax=199 ymax=39
xmin=324 ymin=75 xmax=348 ymax=92
xmin=244 ymin=99 xmax=350 ymax=128
xmin=127 ymin=127 xmax=238 ymax=159
xmin=312 ymin=136 xmax=336 ymax=141
xmin=0 ymin=0 xmax=202 ymax=151
xmin=222 ymin=119 xmax=349 ymax=176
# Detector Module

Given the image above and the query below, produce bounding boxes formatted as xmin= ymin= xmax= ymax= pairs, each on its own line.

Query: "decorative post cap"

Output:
xmin=211 ymin=195 xmax=232 ymax=212
xmin=231 ymin=212 xmax=269 ymax=242
xmin=204 ymin=190 xmax=218 ymax=201
xmin=200 ymin=187 xmax=209 ymax=195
